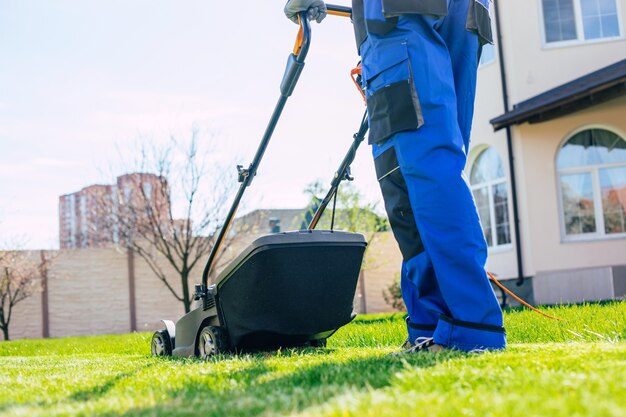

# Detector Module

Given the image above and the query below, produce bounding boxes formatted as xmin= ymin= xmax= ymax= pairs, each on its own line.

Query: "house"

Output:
xmin=468 ymin=0 xmax=626 ymax=304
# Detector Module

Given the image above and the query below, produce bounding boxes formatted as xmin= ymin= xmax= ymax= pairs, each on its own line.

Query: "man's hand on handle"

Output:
xmin=284 ymin=0 xmax=327 ymax=24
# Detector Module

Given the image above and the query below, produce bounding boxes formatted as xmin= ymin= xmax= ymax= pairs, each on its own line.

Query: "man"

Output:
xmin=285 ymin=0 xmax=505 ymax=353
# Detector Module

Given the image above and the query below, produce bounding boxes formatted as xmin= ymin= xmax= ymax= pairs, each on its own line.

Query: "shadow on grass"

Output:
xmin=0 ymin=348 xmax=465 ymax=417
xmin=69 ymin=362 xmax=157 ymax=402
xmin=97 ymin=349 xmax=464 ymax=417
xmin=0 ymin=362 xmax=156 ymax=414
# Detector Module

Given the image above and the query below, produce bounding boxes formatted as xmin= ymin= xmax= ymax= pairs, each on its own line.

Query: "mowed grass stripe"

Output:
xmin=296 ymin=343 xmax=626 ymax=417
xmin=0 ymin=301 xmax=624 ymax=417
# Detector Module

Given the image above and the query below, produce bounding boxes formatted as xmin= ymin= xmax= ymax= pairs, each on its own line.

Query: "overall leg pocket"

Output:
xmin=363 ymin=39 xmax=424 ymax=145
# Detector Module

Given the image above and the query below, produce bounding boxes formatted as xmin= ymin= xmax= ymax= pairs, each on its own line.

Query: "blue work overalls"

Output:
xmin=354 ymin=0 xmax=506 ymax=351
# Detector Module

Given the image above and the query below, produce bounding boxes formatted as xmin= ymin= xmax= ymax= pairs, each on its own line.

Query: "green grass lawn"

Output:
xmin=1 ymin=302 xmax=625 ymax=417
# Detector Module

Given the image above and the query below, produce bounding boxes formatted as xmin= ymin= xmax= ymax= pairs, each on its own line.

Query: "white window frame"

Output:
xmin=471 ymin=177 xmax=513 ymax=250
xmin=537 ymin=0 xmax=625 ymax=48
xmin=556 ymin=125 xmax=626 ymax=242
xmin=469 ymin=147 xmax=513 ymax=251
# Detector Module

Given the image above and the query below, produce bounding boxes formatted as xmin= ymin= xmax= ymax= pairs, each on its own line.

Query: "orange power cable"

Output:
xmin=350 ymin=64 xmax=366 ymax=103
xmin=487 ymin=271 xmax=563 ymax=321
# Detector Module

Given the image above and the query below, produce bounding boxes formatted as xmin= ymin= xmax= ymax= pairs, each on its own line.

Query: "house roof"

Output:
xmin=490 ymin=59 xmax=626 ymax=131
xmin=232 ymin=208 xmax=310 ymax=234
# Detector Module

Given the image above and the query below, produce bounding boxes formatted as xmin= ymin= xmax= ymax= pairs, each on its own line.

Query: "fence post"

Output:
xmin=40 ymin=250 xmax=50 ymax=338
xmin=127 ymin=247 xmax=137 ymax=332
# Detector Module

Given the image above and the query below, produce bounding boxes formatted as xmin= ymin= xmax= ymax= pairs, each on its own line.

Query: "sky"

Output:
xmin=0 ymin=0 xmax=377 ymax=249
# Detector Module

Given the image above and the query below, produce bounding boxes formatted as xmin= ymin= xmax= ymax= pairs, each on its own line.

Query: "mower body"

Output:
xmin=160 ymin=229 xmax=367 ymax=357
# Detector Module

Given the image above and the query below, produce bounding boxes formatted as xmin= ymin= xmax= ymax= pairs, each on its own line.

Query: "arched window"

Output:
xmin=470 ymin=147 xmax=511 ymax=248
xmin=557 ymin=128 xmax=626 ymax=238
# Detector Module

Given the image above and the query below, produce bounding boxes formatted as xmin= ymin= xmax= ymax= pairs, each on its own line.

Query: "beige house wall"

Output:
xmin=499 ymin=0 xmax=626 ymax=103
xmin=469 ymin=66 xmax=526 ymax=279
xmin=518 ymin=96 xmax=626 ymax=274
xmin=469 ymin=0 xmax=626 ymax=281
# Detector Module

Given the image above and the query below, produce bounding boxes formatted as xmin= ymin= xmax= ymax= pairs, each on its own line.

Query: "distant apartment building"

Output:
xmin=467 ymin=0 xmax=626 ymax=304
xmin=59 ymin=173 xmax=169 ymax=249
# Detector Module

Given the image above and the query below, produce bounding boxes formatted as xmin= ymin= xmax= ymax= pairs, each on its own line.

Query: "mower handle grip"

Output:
xmin=292 ymin=5 xmax=351 ymax=58
xmin=293 ymin=12 xmax=312 ymax=61
xmin=281 ymin=13 xmax=312 ymax=97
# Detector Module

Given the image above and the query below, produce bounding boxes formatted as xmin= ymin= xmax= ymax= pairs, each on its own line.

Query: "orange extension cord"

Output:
xmin=487 ymin=271 xmax=563 ymax=321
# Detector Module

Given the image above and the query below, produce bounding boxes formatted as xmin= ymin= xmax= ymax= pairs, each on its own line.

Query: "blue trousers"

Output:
xmin=360 ymin=0 xmax=506 ymax=351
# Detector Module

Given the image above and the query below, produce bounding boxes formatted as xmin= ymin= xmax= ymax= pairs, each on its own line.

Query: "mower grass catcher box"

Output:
xmin=216 ymin=229 xmax=367 ymax=350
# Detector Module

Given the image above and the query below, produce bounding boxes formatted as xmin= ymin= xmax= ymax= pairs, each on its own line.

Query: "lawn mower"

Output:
xmin=150 ymin=6 xmax=370 ymax=358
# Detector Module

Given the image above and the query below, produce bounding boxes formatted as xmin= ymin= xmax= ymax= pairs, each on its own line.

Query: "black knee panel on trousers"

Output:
xmin=375 ymin=147 xmax=425 ymax=261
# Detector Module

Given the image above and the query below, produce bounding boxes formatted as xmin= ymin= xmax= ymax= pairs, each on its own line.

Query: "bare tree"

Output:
xmin=0 ymin=250 xmax=50 ymax=341
xmin=99 ymin=130 xmax=241 ymax=313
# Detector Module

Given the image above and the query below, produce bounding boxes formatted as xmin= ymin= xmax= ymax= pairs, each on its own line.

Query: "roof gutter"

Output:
xmin=491 ymin=76 xmax=626 ymax=130
xmin=493 ymin=0 xmax=525 ymax=286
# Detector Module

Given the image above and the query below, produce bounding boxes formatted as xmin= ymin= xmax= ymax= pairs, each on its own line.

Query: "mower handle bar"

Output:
xmin=326 ymin=4 xmax=352 ymax=18
xmin=201 ymin=11 xmax=312 ymax=291
xmin=293 ymin=4 xmax=352 ymax=59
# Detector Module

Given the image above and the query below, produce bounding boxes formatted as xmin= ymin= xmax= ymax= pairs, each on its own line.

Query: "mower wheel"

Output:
xmin=151 ymin=330 xmax=173 ymax=356
xmin=198 ymin=326 xmax=227 ymax=358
